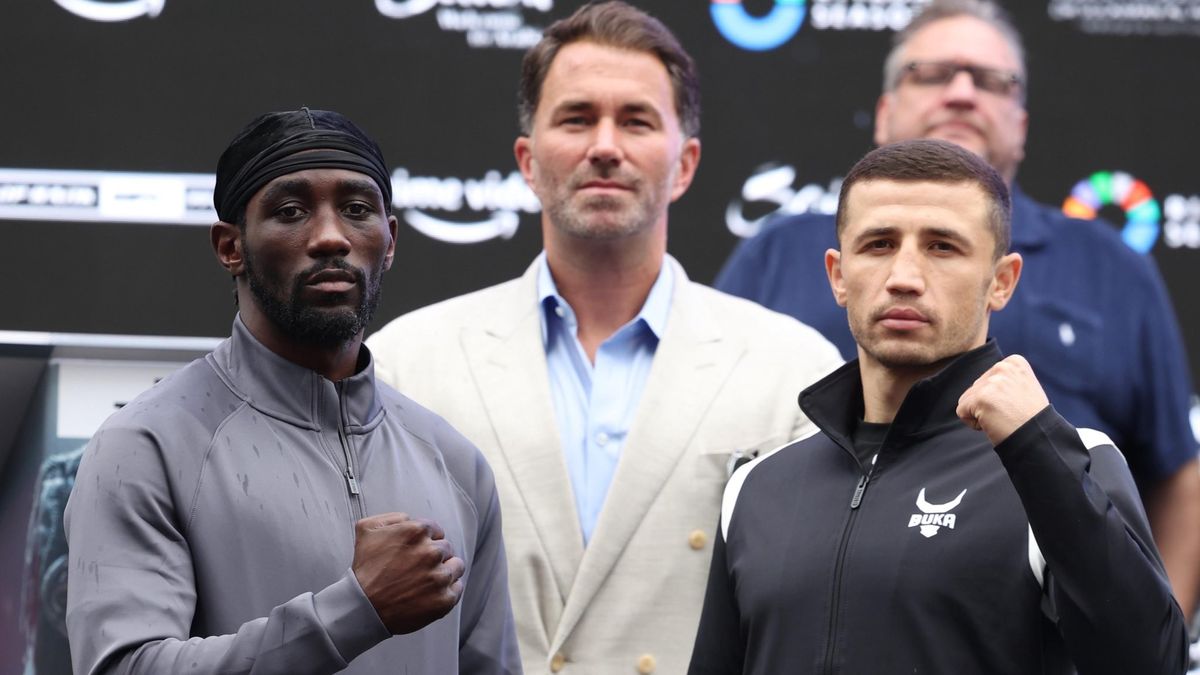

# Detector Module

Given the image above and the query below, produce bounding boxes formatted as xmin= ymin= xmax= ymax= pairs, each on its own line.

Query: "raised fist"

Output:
xmin=351 ymin=512 xmax=466 ymax=634
xmin=956 ymin=354 xmax=1050 ymax=446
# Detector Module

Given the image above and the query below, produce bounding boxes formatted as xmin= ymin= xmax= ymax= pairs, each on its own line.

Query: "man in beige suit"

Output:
xmin=368 ymin=3 xmax=842 ymax=672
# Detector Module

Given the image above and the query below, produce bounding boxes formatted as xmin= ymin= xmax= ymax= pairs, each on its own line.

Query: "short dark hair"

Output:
xmin=882 ymin=0 xmax=1026 ymax=102
xmin=836 ymin=139 xmax=1012 ymax=257
xmin=517 ymin=1 xmax=700 ymax=138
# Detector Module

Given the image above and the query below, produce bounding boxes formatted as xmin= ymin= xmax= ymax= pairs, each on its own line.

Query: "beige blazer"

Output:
xmin=367 ymin=256 xmax=842 ymax=674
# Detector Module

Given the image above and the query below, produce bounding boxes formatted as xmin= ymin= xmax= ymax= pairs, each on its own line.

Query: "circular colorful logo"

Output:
xmin=1062 ymin=171 xmax=1161 ymax=253
xmin=710 ymin=0 xmax=807 ymax=52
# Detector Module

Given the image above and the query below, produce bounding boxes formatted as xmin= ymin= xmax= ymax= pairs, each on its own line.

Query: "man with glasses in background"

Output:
xmin=716 ymin=0 xmax=1200 ymax=620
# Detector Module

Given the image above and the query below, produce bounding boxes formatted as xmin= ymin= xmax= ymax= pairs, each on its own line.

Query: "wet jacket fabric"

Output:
xmin=65 ymin=317 xmax=521 ymax=675
xmin=690 ymin=342 xmax=1187 ymax=675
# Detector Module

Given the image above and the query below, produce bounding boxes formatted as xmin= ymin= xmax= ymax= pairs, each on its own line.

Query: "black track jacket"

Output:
xmin=689 ymin=341 xmax=1186 ymax=674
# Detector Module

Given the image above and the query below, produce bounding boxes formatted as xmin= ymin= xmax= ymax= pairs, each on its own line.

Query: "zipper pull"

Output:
xmin=346 ymin=473 xmax=361 ymax=495
xmin=850 ymin=474 xmax=869 ymax=509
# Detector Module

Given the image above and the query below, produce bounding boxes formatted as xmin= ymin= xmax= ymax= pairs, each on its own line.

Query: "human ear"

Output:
xmin=987 ymin=252 xmax=1022 ymax=311
xmin=669 ymin=138 xmax=701 ymax=201
xmin=514 ymin=136 xmax=535 ymax=189
xmin=211 ymin=221 xmax=244 ymax=276
xmin=825 ymin=248 xmax=848 ymax=308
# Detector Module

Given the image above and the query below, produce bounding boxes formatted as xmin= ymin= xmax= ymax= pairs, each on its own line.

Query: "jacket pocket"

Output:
xmin=693 ymin=433 xmax=785 ymax=482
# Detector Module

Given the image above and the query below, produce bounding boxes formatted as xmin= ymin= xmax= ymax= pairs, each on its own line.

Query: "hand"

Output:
xmin=351 ymin=513 xmax=465 ymax=635
xmin=956 ymin=355 xmax=1050 ymax=446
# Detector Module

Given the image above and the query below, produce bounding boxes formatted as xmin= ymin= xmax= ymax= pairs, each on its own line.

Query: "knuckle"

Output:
xmin=412 ymin=518 xmax=439 ymax=539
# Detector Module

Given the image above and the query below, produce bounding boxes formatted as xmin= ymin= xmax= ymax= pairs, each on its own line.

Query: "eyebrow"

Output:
xmin=337 ymin=178 xmax=384 ymax=199
xmin=923 ymin=226 xmax=973 ymax=248
xmin=851 ymin=226 xmax=898 ymax=247
xmin=554 ymin=100 xmax=594 ymax=114
xmin=551 ymin=99 xmax=662 ymax=118
xmin=850 ymin=225 xmax=975 ymax=248
xmin=259 ymin=176 xmax=383 ymax=205
xmin=259 ymin=178 xmax=311 ymax=205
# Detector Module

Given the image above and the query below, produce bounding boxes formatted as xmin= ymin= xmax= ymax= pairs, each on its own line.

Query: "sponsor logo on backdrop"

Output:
xmin=1049 ymin=0 xmax=1200 ymax=37
xmin=729 ymin=164 xmax=1200 ymax=254
xmin=0 ymin=168 xmax=214 ymax=224
xmin=710 ymin=0 xmax=808 ymax=51
xmin=725 ymin=164 xmax=840 ymax=238
xmin=1062 ymin=171 xmax=1161 ymax=253
xmin=711 ymin=0 xmax=929 ymax=51
xmin=1162 ymin=193 xmax=1200 ymax=250
xmin=0 ymin=166 xmax=540 ymax=245
xmin=376 ymin=0 xmax=551 ymax=49
xmin=1060 ymin=171 xmax=1200 ymax=252
xmin=53 ymin=0 xmax=163 ymax=22
xmin=1062 ymin=171 xmax=1200 ymax=252
xmin=391 ymin=167 xmax=539 ymax=243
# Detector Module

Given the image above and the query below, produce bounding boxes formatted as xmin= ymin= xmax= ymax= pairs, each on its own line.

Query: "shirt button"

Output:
xmin=1059 ymin=322 xmax=1076 ymax=346
xmin=636 ymin=653 xmax=656 ymax=674
xmin=550 ymin=652 xmax=566 ymax=672
xmin=688 ymin=529 xmax=708 ymax=550
xmin=555 ymin=305 xmax=566 ymax=318
xmin=595 ymin=431 xmax=609 ymax=446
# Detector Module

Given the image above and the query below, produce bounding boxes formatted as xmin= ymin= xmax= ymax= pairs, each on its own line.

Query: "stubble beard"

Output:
xmin=543 ymin=167 xmax=665 ymax=241
xmin=242 ymin=248 xmax=383 ymax=349
xmin=849 ymin=304 xmax=985 ymax=373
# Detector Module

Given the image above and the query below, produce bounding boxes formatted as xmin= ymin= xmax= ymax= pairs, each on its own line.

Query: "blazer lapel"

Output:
xmin=550 ymin=259 xmax=746 ymax=650
xmin=461 ymin=262 xmax=584 ymax=607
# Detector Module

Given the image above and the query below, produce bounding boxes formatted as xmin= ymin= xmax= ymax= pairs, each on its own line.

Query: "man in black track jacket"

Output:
xmin=689 ymin=139 xmax=1187 ymax=675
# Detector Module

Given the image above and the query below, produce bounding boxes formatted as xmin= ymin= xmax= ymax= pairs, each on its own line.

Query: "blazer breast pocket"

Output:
xmin=692 ymin=434 xmax=781 ymax=483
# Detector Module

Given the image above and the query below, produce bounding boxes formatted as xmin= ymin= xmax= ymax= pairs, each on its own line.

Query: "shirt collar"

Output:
xmin=535 ymin=251 xmax=674 ymax=345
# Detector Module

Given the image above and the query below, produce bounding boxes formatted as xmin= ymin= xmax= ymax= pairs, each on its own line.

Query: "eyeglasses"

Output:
xmin=900 ymin=61 xmax=1023 ymax=98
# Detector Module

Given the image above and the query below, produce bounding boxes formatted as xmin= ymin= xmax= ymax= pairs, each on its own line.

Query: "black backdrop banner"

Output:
xmin=3 ymin=2 xmax=1200 ymax=673
xmin=5 ymin=1 xmax=1199 ymax=384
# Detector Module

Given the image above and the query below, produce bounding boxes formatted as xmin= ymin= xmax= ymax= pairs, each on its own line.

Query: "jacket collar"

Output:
xmin=207 ymin=315 xmax=384 ymax=432
xmin=799 ymin=340 xmax=1003 ymax=457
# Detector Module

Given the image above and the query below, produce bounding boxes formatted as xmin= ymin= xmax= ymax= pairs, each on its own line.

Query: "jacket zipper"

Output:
xmin=335 ymin=382 xmax=364 ymax=521
xmin=822 ymin=459 xmax=875 ymax=675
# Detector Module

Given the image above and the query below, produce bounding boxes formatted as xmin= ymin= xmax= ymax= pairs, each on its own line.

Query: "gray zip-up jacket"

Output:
xmin=65 ymin=317 xmax=521 ymax=675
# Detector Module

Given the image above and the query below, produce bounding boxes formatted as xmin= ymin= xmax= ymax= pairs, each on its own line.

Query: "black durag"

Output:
xmin=213 ymin=107 xmax=392 ymax=222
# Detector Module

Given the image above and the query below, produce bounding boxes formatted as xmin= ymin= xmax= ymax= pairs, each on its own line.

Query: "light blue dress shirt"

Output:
xmin=536 ymin=253 xmax=673 ymax=545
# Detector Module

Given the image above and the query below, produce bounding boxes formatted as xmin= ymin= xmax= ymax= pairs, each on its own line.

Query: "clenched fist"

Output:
xmin=956 ymin=355 xmax=1050 ymax=446
xmin=352 ymin=512 xmax=466 ymax=635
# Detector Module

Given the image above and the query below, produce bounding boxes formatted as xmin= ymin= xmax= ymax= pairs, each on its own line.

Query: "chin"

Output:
xmin=861 ymin=338 xmax=942 ymax=370
xmin=930 ymin=133 xmax=987 ymax=158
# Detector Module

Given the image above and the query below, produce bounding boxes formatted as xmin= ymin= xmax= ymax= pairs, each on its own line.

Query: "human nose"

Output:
xmin=586 ymin=118 xmax=623 ymax=167
xmin=942 ymin=69 xmax=979 ymax=106
xmin=884 ymin=245 xmax=926 ymax=295
xmin=307 ymin=206 xmax=352 ymax=257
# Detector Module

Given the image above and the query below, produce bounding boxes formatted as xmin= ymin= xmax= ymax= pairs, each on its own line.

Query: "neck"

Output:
xmin=544 ymin=231 xmax=665 ymax=362
xmin=857 ymin=354 xmax=942 ymax=424
xmin=238 ymin=302 xmax=363 ymax=382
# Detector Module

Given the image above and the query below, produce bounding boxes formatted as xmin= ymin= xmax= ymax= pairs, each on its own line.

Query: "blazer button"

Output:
xmin=688 ymin=529 xmax=708 ymax=550
xmin=636 ymin=653 xmax=657 ymax=674
xmin=550 ymin=652 xmax=566 ymax=672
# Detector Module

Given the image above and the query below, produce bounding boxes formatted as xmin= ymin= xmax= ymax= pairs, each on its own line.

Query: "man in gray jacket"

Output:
xmin=64 ymin=108 xmax=521 ymax=675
